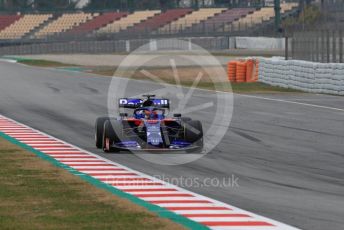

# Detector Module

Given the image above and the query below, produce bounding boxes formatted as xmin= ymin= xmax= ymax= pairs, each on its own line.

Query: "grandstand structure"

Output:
xmin=187 ymin=8 xmax=255 ymax=33
xmin=68 ymin=12 xmax=128 ymax=34
xmin=97 ymin=10 xmax=161 ymax=33
xmin=0 ymin=14 xmax=21 ymax=31
xmin=0 ymin=14 xmax=52 ymax=39
xmin=158 ymin=8 xmax=226 ymax=34
xmin=34 ymin=12 xmax=95 ymax=38
xmin=0 ymin=3 xmax=299 ymax=42
xmin=224 ymin=3 xmax=298 ymax=31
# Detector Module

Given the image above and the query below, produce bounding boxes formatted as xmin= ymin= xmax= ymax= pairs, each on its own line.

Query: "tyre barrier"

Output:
xmin=246 ymin=59 xmax=259 ymax=82
xmin=227 ymin=61 xmax=236 ymax=82
xmin=235 ymin=61 xmax=247 ymax=83
xmin=258 ymin=58 xmax=344 ymax=95
xmin=227 ymin=58 xmax=259 ymax=83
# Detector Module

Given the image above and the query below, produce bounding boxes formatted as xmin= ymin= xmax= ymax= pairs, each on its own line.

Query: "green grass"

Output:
xmin=0 ymin=138 xmax=183 ymax=230
xmin=17 ymin=59 xmax=79 ymax=68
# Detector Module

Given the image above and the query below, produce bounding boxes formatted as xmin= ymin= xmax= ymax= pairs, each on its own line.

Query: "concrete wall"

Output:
xmin=235 ymin=37 xmax=286 ymax=50
xmin=0 ymin=36 xmax=286 ymax=56
xmin=0 ymin=37 xmax=230 ymax=55
xmin=259 ymin=58 xmax=344 ymax=95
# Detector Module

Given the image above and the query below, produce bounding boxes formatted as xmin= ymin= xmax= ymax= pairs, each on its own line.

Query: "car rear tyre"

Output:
xmin=184 ymin=120 xmax=203 ymax=152
xmin=181 ymin=117 xmax=192 ymax=122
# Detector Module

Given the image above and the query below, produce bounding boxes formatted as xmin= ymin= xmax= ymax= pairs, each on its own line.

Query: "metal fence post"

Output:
xmin=339 ymin=30 xmax=343 ymax=63
xmin=307 ymin=34 xmax=310 ymax=61
xmin=302 ymin=35 xmax=305 ymax=60
xmin=332 ymin=30 xmax=336 ymax=63
xmin=314 ymin=35 xmax=317 ymax=62
xmin=315 ymin=32 xmax=319 ymax=62
xmin=291 ymin=33 xmax=295 ymax=60
xmin=285 ymin=35 xmax=288 ymax=60
xmin=321 ymin=30 xmax=325 ymax=63
xmin=305 ymin=35 xmax=309 ymax=61
xmin=310 ymin=33 xmax=313 ymax=62
xmin=327 ymin=30 xmax=330 ymax=63
xmin=310 ymin=34 xmax=314 ymax=62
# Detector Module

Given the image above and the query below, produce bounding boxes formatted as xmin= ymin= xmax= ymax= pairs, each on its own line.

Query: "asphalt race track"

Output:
xmin=1 ymin=60 xmax=344 ymax=230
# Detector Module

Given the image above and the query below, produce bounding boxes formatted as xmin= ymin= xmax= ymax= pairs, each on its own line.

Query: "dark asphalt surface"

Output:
xmin=0 ymin=60 xmax=344 ymax=230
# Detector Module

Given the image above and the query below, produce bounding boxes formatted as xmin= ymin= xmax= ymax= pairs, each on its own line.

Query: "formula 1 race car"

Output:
xmin=95 ymin=95 xmax=203 ymax=153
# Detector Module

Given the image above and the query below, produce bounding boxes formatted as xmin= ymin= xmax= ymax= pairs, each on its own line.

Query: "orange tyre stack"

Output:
xmin=227 ymin=61 xmax=237 ymax=82
xmin=227 ymin=59 xmax=259 ymax=83
xmin=235 ymin=61 xmax=247 ymax=83
xmin=246 ymin=59 xmax=258 ymax=82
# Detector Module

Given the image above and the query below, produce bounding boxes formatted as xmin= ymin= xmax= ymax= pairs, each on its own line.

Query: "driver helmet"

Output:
xmin=144 ymin=110 xmax=157 ymax=119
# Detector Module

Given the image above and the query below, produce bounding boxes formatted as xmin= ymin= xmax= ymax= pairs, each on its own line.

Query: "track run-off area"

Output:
xmin=0 ymin=60 xmax=344 ymax=230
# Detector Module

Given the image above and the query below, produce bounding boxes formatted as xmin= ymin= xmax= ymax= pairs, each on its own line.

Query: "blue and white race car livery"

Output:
xmin=95 ymin=95 xmax=203 ymax=153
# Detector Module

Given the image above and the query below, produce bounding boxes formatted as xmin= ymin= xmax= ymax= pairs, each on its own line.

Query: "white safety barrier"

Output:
xmin=259 ymin=58 xmax=344 ymax=95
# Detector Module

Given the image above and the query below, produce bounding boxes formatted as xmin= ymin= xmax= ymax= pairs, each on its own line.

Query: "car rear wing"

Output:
xmin=119 ymin=98 xmax=170 ymax=109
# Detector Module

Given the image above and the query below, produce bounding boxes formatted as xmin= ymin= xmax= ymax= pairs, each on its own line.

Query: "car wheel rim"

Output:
xmin=105 ymin=138 xmax=110 ymax=151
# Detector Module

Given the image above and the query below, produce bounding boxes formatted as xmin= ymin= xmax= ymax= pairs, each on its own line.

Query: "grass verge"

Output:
xmin=18 ymin=58 xmax=300 ymax=94
xmin=90 ymin=66 xmax=300 ymax=94
xmin=0 ymin=137 xmax=184 ymax=230
xmin=17 ymin=59 xmax=79 ymax=68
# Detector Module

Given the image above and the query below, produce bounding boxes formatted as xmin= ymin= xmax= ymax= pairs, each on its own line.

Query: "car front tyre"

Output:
xmin=95 ymin=117 xmax=110 ymax=148
xmin=102 ymin=120 xmax=123 ymax=153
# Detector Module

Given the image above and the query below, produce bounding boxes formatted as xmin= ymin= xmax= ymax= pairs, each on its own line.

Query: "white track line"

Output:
xmin=80 ymin=170 xmax=134 ymax=174
xmin=188 ymin=217 xmax=255 ymax=222
xmin=177 ymin=77 xmax=344 ymax=112
xmin=211 ymin=226 xmax=277 ymax=230
xmin=237 ymin=94 xmax=344 ymax=112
